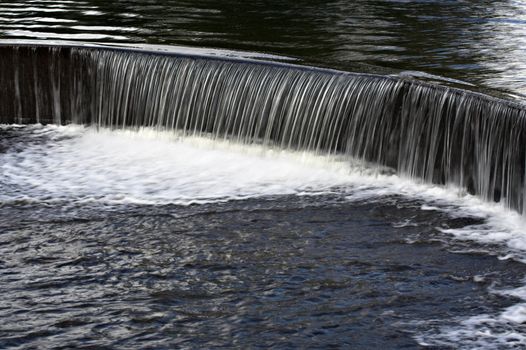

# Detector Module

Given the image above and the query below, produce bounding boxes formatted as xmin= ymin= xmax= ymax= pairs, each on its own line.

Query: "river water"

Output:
xmin=1 ymin=1 xmax=526 ymax=349
xmin=1 ymin=0 xmax=526 ymax=96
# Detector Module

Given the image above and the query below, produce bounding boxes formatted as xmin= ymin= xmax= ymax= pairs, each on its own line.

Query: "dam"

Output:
xmin=1 ymin=1 xmax=526 ymax=349
xmin=2 ymin=43 xmax=526 ymax=214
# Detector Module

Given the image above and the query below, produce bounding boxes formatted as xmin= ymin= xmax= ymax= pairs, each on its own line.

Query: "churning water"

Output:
xmin=1 ymin=124 xmax=526 ymax=349
xmin=2 ymin=1 xmax=526 ymax=349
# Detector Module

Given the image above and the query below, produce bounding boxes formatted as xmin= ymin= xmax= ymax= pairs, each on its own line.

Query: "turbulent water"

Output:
xmin=3 ymin=45 xmax=526 ymax=215
xmin=2 ymin=1 xmax=526 ymax=349
xmin=1 ymin=124 xmax=526 ymax=349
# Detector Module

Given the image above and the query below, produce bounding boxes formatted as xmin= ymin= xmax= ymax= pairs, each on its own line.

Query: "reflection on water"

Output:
xmin=2 ymin=2 xmax=526 ymax=348
xmin=1 ymin=125 xmax=526 ymax=349
xmin=0 ymin=0 xmax=525 ymax=94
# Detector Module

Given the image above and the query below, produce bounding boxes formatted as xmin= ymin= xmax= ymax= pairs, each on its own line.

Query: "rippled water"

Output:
xmin=1 ymin=125 xmax=526 ymax=348
xmin=2 ymin=1 xmax=526 ymax=349
xmin=1 ymin=0 xmax=526 ymax=96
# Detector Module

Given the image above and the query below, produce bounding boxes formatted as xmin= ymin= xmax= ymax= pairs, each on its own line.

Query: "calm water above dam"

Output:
xmin=1 ymin=0 xmax=526 ymax=96
xmin=1 ymin=1 xmax=526 ymax=349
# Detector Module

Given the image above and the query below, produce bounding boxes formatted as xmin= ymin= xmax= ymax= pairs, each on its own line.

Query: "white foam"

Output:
xmin=2 ymin=125 xmax=525 ymax=255
xmin=416 ymin=282 xmax=526 ymax=349
xmin=1 ymin=125 xmax=523 ymax=223
xmin=2 ymin=124 xmax=526 ymax=348
xmin=0 ymin=125 xmax=359 ymax=206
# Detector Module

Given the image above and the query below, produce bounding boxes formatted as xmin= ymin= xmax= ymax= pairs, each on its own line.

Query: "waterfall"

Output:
xmin=1 ymin=43 xmax=525 ymax=214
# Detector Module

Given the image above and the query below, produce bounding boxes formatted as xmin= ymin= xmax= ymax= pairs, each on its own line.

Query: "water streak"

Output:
xmin=1 ymin=43 xmax=525 ymax=215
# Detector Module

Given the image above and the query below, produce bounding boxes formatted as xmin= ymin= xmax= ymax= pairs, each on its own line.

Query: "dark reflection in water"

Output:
xmin=1 ymin=195 xmax=525 ymax=349
xmin=2 ymin=2 xmax=526 ymax=349
xmin=1 ymin=0 xmax=525 ymax=95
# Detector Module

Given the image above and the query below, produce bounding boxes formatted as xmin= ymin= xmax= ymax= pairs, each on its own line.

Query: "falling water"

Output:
xmin=1 ymin=43 xmax=525 ymax=214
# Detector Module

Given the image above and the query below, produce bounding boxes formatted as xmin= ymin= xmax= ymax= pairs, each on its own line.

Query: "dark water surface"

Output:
xmin=0 ymin=0 xmax=526 ymax=96
xmin=2 ymin=173 xmax=526 ymax=348
xmin=1 ymin=125 xmax=526 ymax=349
xmin=2 ymin=195 xmax=525 ymax=349
xmin=2 ymin=1 xmax=526 ymax=349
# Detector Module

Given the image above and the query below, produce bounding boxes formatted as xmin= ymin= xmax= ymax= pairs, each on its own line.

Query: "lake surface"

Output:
xmin=1 ymin=1 xmax=526 ymax=349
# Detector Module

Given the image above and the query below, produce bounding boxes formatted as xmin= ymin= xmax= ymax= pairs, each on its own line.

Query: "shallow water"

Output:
xmin=1 ymin=125 xmax=526 ymax=348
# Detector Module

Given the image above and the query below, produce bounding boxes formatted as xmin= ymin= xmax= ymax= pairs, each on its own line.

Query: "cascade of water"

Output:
xmin=1 ymin=44 xmax=525 ymax=214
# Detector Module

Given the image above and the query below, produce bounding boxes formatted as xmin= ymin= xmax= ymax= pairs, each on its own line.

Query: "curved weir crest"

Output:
xmin=1 ymin=42 xmax=526 ymax=214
